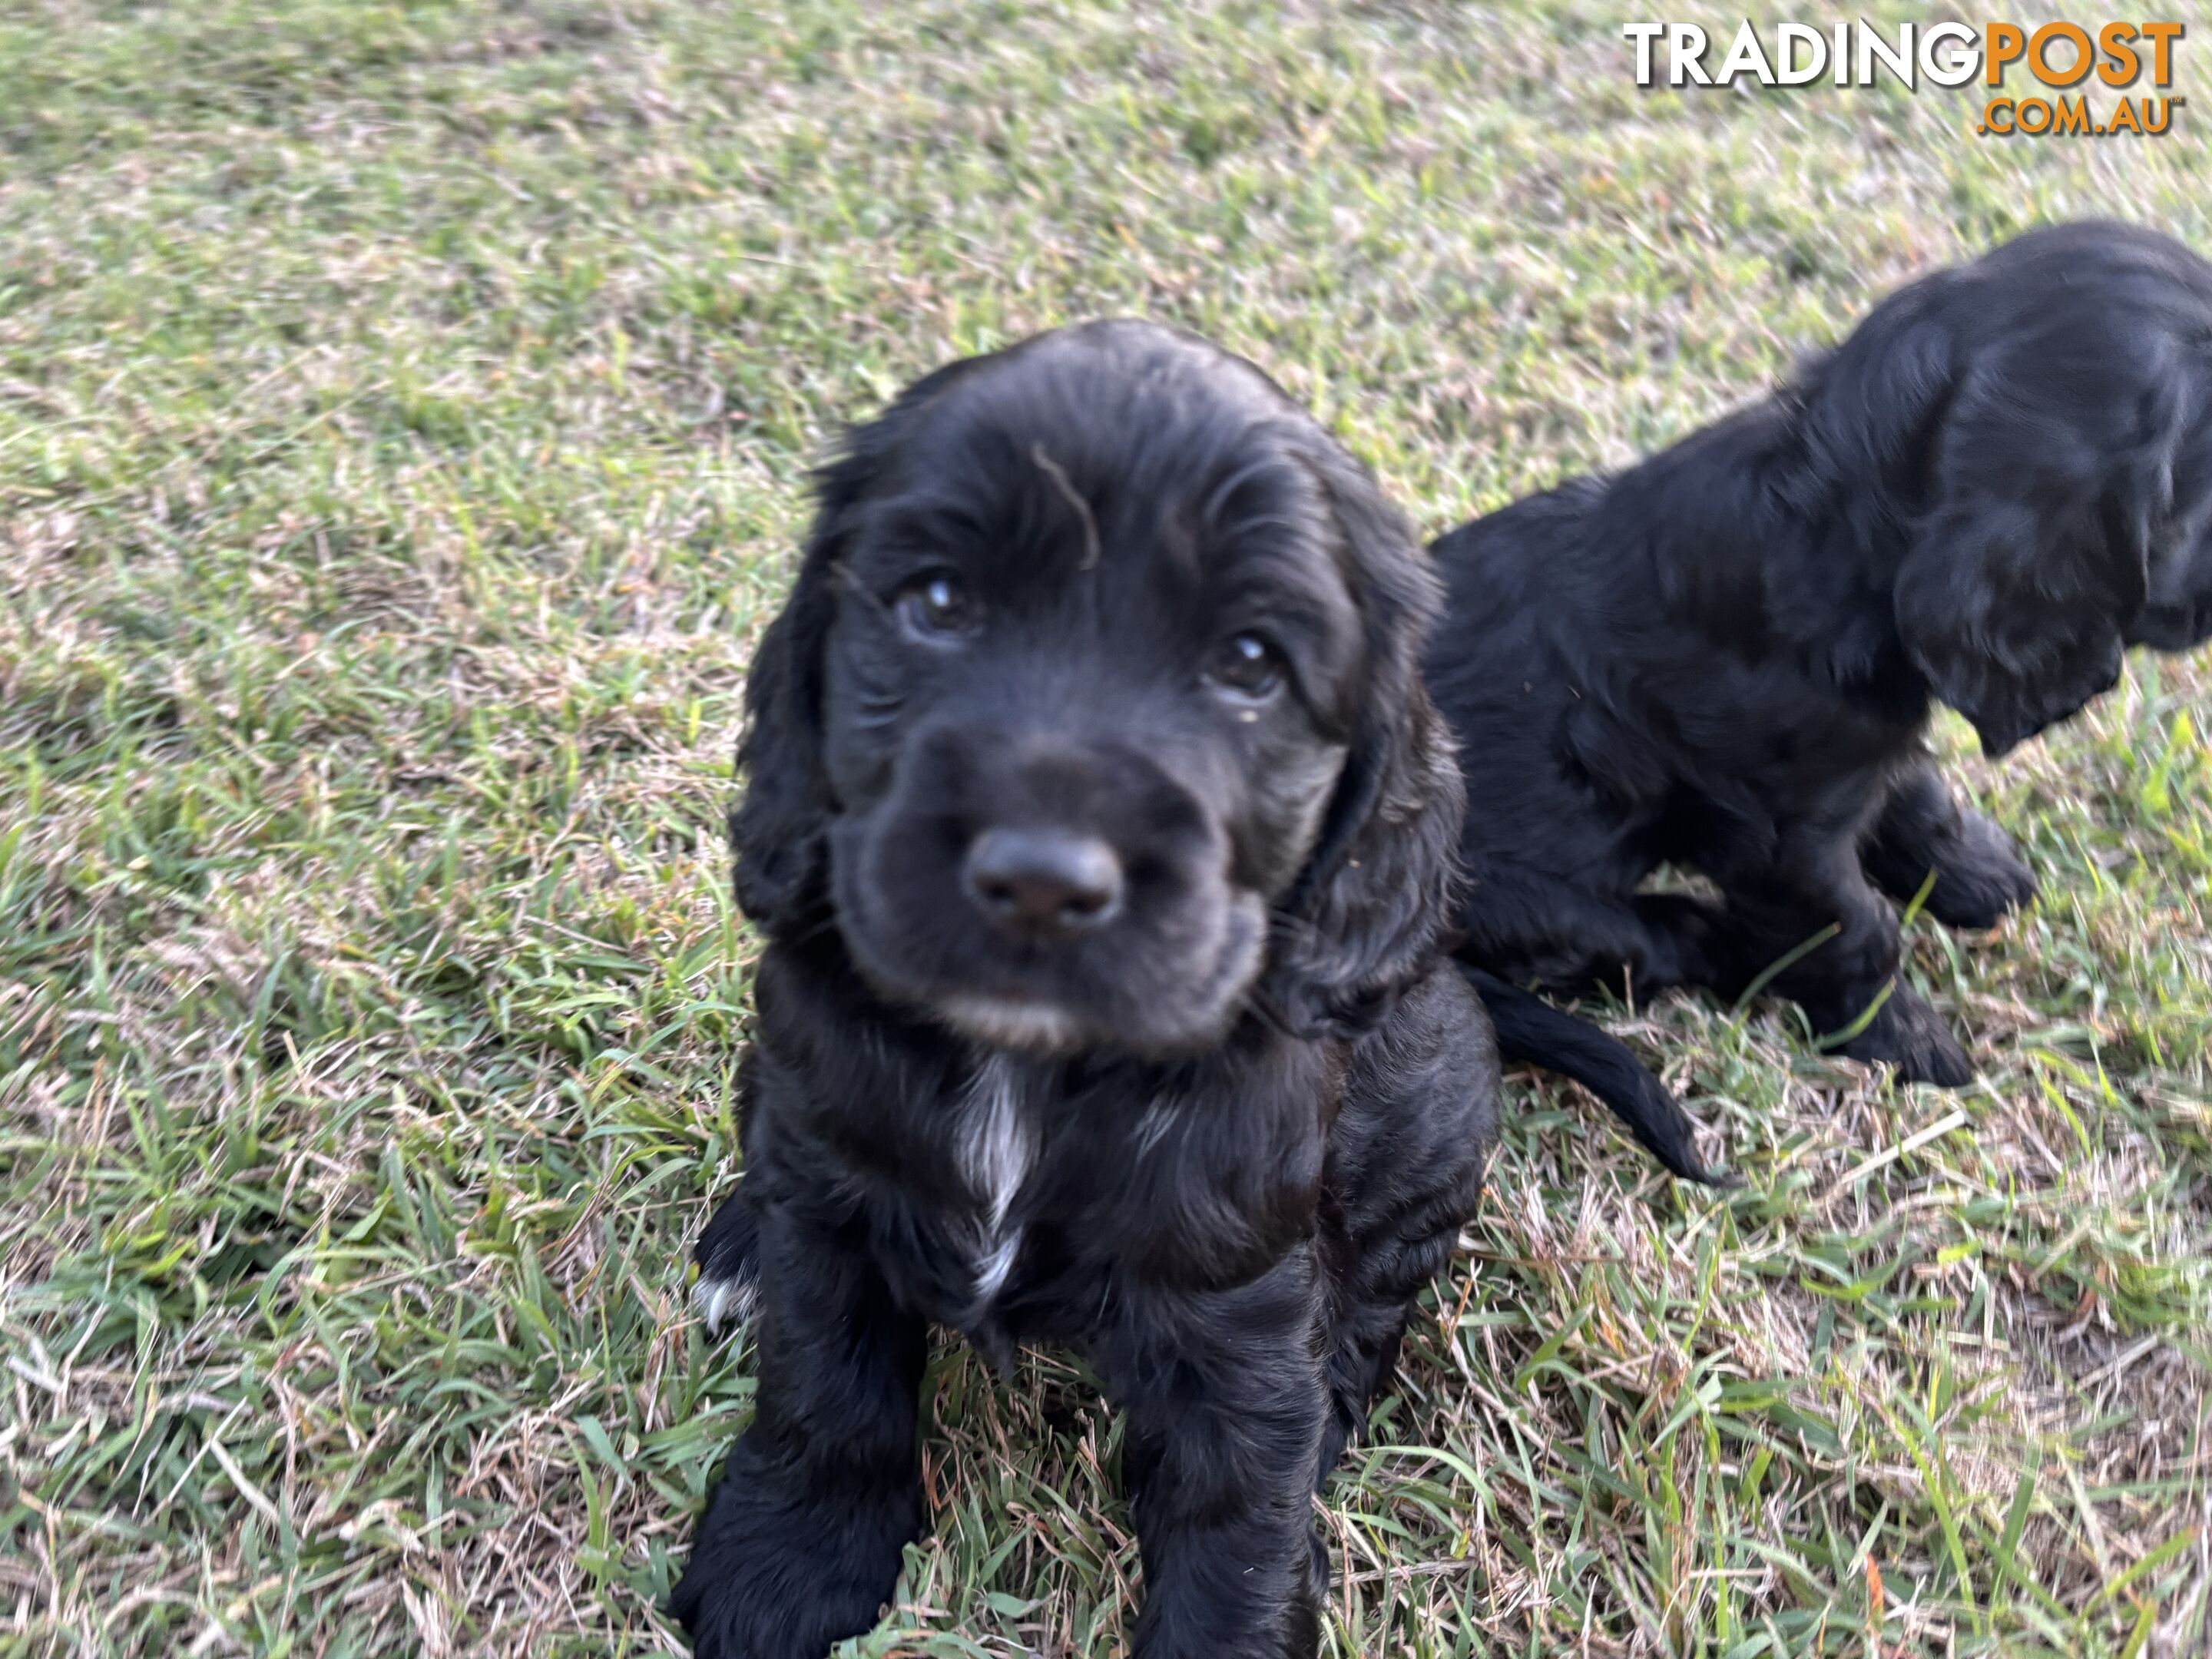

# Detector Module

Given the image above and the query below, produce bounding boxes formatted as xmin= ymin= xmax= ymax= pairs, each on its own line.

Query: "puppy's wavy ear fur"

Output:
xmin=1267 ymin=441 xmax=1465 ymax=1038
xmin=730 ymin=359 xmax=982 ymax=934
xmin=1894 ymin=488 xmax=2146 ymax=760
xmin=1885 ymin=271 xmax=2208 ymax=757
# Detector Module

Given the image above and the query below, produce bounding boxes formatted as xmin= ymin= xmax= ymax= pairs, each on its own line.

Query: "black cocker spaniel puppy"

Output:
xmin=1434 ymin=220 xmax=2212 ymax=1156
xmin=674 ymin=321 xmax=1498 ymax=1659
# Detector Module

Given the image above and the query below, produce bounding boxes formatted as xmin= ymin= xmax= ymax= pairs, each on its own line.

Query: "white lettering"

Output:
xmin=1777 ymin=22 xmax=1829 ymax=84
xmin=1670 ymin=23 xmax=1713 ymax=86
xmin=1920 ymin=21 xmax=1979 ymax=87
xmin=1856 ymin=19 xmax=1916 ymax=88
xmin=1624 ymin=22 xmax=1666 ymax=86
xmin=1716 ymin=20 xmax=1779 ymax=85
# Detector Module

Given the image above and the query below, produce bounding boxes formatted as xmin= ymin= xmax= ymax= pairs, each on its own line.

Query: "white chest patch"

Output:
xmin=958 ymin=1053 xmax=1033 ymax=1306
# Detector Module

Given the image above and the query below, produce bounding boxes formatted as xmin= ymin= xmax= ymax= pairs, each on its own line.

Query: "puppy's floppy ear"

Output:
xmin=1267 ymin=440 xmax=1465 ymax=1038
xmin=730 ymin=358 xmax=984 ymax=933
xmin=1893 ymin=491 xmax=2144 ymax=759
xmin=2128 ymin=449 xmax=2212 ymax=651
xmin=726 ymin=520 xmax=839 ymax=933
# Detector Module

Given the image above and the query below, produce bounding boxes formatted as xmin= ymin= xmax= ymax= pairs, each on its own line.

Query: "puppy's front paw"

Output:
xmin=694 ymin=1192 xmax=763 ymax=1339
xmin=671 ymin=1459 xmax=919 ymax=1659
xmin=1824 ymin=985 xmax=1974 ymax=1087
xmin=1921 ymin=810 xmax=2038 ymax=931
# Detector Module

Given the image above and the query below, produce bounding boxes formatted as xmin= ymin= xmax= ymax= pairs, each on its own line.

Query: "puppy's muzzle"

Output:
xmin=836 ymin=717 xmax=1255 ymax=1055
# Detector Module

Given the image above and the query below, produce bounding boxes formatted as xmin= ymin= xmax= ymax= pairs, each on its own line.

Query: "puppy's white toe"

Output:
xmin=693 ymin=1270 xmax=759 ymax=1337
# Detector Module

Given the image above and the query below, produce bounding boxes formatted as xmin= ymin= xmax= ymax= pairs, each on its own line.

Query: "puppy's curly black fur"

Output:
xmin=1433 ymin=220 xmax=2212 ymax=1131
xmin=674 ymin=322 xmax=1498 ymax=1659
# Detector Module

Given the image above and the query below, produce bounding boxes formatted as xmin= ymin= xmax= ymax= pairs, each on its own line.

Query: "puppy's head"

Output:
xmin=1894 ymin=475 xmax=2212 ymax=760
xmin=1889 ymin=229 xmax=2212 ymax=757
xmin=730 ymin=321 xmax=1460 ymax=1055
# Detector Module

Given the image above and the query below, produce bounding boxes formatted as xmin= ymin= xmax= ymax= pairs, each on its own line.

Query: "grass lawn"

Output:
xmin=4 ymin=2 xmax=2210 ymax=1654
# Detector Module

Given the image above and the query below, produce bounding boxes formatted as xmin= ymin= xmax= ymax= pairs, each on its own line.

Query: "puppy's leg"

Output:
xmin=1863 ymin=761 xmax=2037 ymax=929
xmin=694 ymin=1047 xmax=767 ymax=1339
xmin=1461 ymin=869 xmax=1719 ymax=996
xmin=672 ymin=1208 xmax=926 ymax=1659
xmin=692 ymin=1187 xmax=762 ymax=1336
xmin=1715 ymin=836 xmax=1973 ymax=1087
xmin=1626 ymin=890 xmax=1730 ymax=992
xmin=1313 ymin=1167 xmax=1475 ymax=1495
xmin=1094 ymin=1253 xmax=1332 ymax=1659
xmin=1320 ymin=968 xmax=1498 ymax=1472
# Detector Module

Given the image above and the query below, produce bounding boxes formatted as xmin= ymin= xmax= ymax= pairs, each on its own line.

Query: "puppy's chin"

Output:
xmin=932 ymin=994 xmax=1094 ymax=1055
xmin=840 ymin=883 xmax=1272 ymax=1059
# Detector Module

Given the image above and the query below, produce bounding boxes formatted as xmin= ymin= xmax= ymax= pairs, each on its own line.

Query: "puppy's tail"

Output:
xmin=1463 ymin=967 xmax=1736 ymax=1187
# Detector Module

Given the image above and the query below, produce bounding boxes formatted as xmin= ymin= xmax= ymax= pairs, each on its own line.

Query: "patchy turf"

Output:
xmin=2 ymin=1 xmax=2209 ymax=1654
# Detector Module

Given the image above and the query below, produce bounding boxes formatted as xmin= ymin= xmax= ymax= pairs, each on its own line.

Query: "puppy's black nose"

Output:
xmin=963 ymin=827 xmax=1124 ymax=936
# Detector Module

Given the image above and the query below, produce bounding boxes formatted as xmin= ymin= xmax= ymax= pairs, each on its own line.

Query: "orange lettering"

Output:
xmin=2141 ymin=22 xmax=2184 ymax=85
xmin=2029 ymin=21 xmax=2094 ymax=86
xmin=1985 ymin=22 xmax=2026 ymax=85
xmin=2098 ymin=22 xmax=2141 ymax=86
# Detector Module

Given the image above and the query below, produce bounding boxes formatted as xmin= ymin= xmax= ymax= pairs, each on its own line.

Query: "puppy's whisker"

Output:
xmin=780 ymin=909 xmax=846 ymax=953
xmin=1237 ymin=971 xmax=1305 ymax=1041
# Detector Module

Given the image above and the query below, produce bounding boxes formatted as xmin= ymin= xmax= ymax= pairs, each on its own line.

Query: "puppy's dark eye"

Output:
xmin=895 ymin=572 xmax=979 ymax=641
xmin=1207 ymin=632 xmax=1283 ymax=700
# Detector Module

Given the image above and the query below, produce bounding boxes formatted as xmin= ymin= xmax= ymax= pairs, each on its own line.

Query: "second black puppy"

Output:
xmin=673 ymin=323 xmax=1497 ymax=1658
xmin=1432 ymin=220 xmax=2212 ymax=1096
